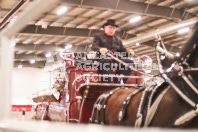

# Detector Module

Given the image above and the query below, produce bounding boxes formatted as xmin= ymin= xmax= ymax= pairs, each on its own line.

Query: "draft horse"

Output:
xmin=90 ymin=22 xmax=198 ymax=128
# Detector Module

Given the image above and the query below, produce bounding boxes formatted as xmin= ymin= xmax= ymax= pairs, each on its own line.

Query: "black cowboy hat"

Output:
xmin=103 ymin=19 xmax=118 ymax=28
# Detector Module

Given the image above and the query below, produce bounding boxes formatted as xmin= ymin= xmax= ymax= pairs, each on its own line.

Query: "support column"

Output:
xmin=0 ymin=35 xmax=14 ymax=119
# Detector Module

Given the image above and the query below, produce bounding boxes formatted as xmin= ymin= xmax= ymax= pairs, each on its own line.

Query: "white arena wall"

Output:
xmin=11 ymin=67 xmax=51 ymax=105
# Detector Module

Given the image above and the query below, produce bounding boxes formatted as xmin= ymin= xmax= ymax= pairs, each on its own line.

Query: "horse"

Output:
xmin=89 ymin=22 xmax=198 ymax=128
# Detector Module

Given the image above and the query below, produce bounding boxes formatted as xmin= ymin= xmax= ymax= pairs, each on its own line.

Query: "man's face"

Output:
xmin=104 ymin=25 xmax=116 ymax=36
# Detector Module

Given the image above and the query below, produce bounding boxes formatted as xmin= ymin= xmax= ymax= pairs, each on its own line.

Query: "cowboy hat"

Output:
xmin=103 ymin=19 xmax=118 ymax=28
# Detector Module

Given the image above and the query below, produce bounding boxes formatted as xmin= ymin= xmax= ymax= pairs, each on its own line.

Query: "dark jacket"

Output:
xmin=91 ymin=33 xmax=127 ymax=53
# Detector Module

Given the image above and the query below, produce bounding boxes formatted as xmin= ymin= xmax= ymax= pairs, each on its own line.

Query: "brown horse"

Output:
xmin=90 ymin=22 xmax=198 ymax=128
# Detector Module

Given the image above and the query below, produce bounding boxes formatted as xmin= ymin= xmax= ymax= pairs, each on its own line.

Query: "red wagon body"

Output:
xmin=34 ymin=53 xmax=144 ymax=123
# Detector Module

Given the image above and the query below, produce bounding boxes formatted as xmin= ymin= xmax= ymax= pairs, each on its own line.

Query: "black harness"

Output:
xmin=89 ymin=87 xmax=121 ymax=124
xmin=156 ymin=34 xmax=198 ymax=127
xmin=118 ymin=87 xmax=144 ymax=124
xmin=89 ymin=86 xmax=146 ymax=124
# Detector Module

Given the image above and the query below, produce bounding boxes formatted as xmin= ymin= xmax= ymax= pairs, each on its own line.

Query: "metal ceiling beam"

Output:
xmin=135 ymin=21 xmax=171 ymax=34
xmin=74 ymin=10 xmax=107 ymax=27
xmin=137 ymin=0 xmax=147 ymax=2
xmin=124 ymin=17 xmax=198 ymax=49
xmin=162 ymin=33 xmax=179 ymax=40
xmin=62 ymin=9 xmax=91 ymax=26
xmin=122 ymin=17 xmax=157 ymax=31
xmin=14 ymin=53 xmax=62 ymax=65
xmin=138 ymin=52 xmax=156 ymax=56
xmin=63 ymin=0 xmax=196 ymax=20
xmin=15 ymin=43 xmax=65 ymax=51
xmin=148 ymin=0 xmax=164 ymax=5
xmin=0 ymin=0 xmax=29 ymax=29
xmin=88 ymin=12 xmax=119 ymax=27
xmin=128 ymin=39 xmax=180 ymax=53
xmin=164 ymin=37 xmax=187 ymax=44
xmin=15 ymin=43 xmax=86 ymax=52
xmin=15 ymin=53 xmax=46 ymax=60
xmin=136 ymin=48 xmax=155 ymax=55
xmin=172 ymin=42 xmax=185 ymax=47
xmin=132 ymin=46 xmax=150 ymax=51
xmin=14 ymin=58 xmax=46 ymax=61
xmin=0 ymin=8 xmax=126 ymax=26
xmin=17 ymin=34 xmax=33 ymax=43
xmin=14 ymin=44 xmax=86 ymax=57
xmin=20 ymin=25 xmax=135 ymax=39
xmin=140 ymin=40 xmax=180 ymax=52
xmin=162 ymin=31 xmax=193 ymax=42
xmin=49 ymin=7 xmax=76 ymax=26
xmin=164 ymin=38 xmax=187 ymax=45
xmin=35 ymin=5 xmax=58 ymax=22
xmin=13 ymin=44 xmax=89 ymax=67
xmin=14 ymin=61 xmax=46 ymax=68
xmin=160 ymin=0 xmax=181 ymax=7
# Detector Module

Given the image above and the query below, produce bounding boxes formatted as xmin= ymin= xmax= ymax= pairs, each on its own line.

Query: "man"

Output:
xmin=92 ymin=19 xmax=134 ymax=83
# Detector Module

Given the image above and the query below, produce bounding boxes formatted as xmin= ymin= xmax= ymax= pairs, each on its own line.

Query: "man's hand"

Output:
xmin=99 ymin=48 xmax=109 ymax=54
xmin=127 ymin=49 xmax=135 ymax=56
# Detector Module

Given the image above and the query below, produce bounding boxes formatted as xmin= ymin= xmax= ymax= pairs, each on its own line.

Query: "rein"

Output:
xmin=156 ymin=39 xmax=198 ymax=126
xmin=106 ymin=52 xmax=154 ymax=77
xmin=153 ymin=68 xmax=198 ymax=76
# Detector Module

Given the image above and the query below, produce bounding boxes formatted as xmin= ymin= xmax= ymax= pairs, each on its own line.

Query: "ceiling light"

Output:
xmin=178 ymin=28 xmax=190 ymax=34
xmin=18 ymin=65 xmax=22 ymax=69
xmin=136 ymin=42 xmax=140 ymax=46
xmin=45 ymin=53 xmax=51 ymax=58
xmin=65 ymin=44 xmax=72 ymax=49
xmin=57 ymin=7 xmax=67 ymax=15
xmin=129 ymin=16 xmax=141 ymax=23
xmin=176 ymin=53 xmax=180 ymax=57
xmin=30 ymin=60 xmax=36 ymax=64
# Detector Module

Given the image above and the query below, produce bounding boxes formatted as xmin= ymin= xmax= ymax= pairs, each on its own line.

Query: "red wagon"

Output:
xmin=34 ymin=52 xmax=144 ymax=123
